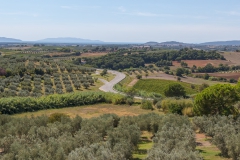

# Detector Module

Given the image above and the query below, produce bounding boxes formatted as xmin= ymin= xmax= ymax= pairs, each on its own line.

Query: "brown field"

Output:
xmin=221 ymin=52 xmax=240 ymax=65
xmin=13 ymin=104 xmax=162 ymax=119
xmin=193 ymin=72 xmax=240 ymax=80
xmin=173 ymin=60 xmax=234 ymax=68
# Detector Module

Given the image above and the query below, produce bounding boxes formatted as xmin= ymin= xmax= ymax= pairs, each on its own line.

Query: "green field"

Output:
xmin=133 ymin=79 xmax=199 ymax=96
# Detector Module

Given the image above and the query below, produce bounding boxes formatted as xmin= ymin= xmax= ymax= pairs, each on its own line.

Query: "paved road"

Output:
xmin=98 ymin=70 xmax=126 ymax=93
xmin=98 ymin=70 xmax=146 ymax=100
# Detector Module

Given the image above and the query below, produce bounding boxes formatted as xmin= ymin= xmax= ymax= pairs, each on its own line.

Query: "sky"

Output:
xmin=1 ymin=0 xmax=240 ymax=43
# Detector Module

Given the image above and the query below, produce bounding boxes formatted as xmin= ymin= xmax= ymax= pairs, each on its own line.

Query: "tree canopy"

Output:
xmin=163 ymin=83 xmax=186 ymax=97
xmin=194 ymin=84 xmax=239 ymax=116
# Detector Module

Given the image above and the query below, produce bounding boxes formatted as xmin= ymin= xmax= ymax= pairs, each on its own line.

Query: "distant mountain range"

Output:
xmin=0 ymin=37 xmax=22 ymax=42
xmin=37 ymin=37 xmax=104 ymax=44
xmin=200 ymin=40 xmax=240 ymax=46
xmin=1 ymin=37 xmax=240 ymax=46
xmin=144 ymin=40 xmax=240 ymax=46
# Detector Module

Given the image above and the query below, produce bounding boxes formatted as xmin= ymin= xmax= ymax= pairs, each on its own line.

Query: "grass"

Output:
xmin=92 ymin=73 xmax=116 ymax=82
xmin=197 ymin=146 xmax=228 ymax=160
xmin=13 ymin=103 xmax=163 ymax=119
xmin=133 ymin=79 xmax=199 ymax=96
xmin=133 ymin=131 xmax=153 ymax=160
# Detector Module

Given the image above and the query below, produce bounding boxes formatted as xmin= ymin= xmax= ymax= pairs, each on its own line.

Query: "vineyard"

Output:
xmin=0 ymin=56 xmax=96 ymax=98
xmin=133 ymin=79 xmax=199 ymax=96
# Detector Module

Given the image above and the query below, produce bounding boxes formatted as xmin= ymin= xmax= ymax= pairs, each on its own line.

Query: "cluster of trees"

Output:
xmin=0 ymin=55 xmax=95 ymax=77
xmin=155 ymin=60 xmax=172 ymax=67
xmin=0 ymin=55 xmax=96 ymax=98
xmin=193 ymin=63 xmax=240 ymax=73
xmin=0 ymin=113 xmax=202 ymax=159
xmin=85 ymin=48 xmax=224 ymax=70
xmin=193 ymin=73 xmax=238 ymax=83
xmin=146 ymin=115 xmax=201 ymax=159
xmin=0 ymin=72 xmax=95 ymax=98
xmin=193 ymin=115 xmax=240 ymax=160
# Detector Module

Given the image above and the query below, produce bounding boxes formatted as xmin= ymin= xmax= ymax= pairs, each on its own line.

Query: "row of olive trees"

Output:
xmin=145 ymin=114 xmax=201 ymax=160
xmin=0 ymin=113 xmax=203 ymax=160
xmin=193 ymin=115 xmax=240 ymax=160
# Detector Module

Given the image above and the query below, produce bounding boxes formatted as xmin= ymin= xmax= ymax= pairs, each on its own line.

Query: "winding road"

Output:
xmin=98 ymin=70 xmax=126 ymax=93
xmin=97 ymin=70 xmax=145 ymax=100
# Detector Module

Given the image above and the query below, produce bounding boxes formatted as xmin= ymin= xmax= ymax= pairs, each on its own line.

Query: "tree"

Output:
xmin=199 ymin=83 xmax=209 ymax=92
xmin=164 ymin=83 xmax=186 ymax=97
xmin=181 ymin=61 xmax=188 ymax=68
xmin=194 ymin=84 xmax=239 ymax=116
xmin=83 ymin=82 xmax=90 ymax=89
xmin=100 ymin=69 xmax=107 ymax=76
xmin=176 ymin=68 xmax=184 ymax=77
xmin=136 ymin=75 xmax=142 ymax=79
xmin=145 ymin=73 xmax=149 ymax=78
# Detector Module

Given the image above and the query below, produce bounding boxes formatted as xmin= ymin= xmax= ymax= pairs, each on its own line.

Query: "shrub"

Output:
xmin=141 ymin=100 xmax=153 ymax=110
xmin=48 ymin=113 xmax=70 ymax=123
xmin=164 ymin=83 xmax=186 ymax=97
xmin=155 ymin=101 xmax=162 ymax=109
xmin=126 ymin=97 xmax=134 ymax=106
xmin=161 ymin=98 xmax=194 ymax=115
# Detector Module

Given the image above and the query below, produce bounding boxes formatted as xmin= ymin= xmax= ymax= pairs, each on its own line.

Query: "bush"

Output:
xmin=126 ymin=97 xmax=134 ymax=106
xmin=48 ymin=113 xmax=70 ymax=123
xmin=199 ymin=83 xmax=209 ymax=92
xmin=141 ymin=100 xmax=153 ymax=110
xmin=155 ymin=101 xmax=162 ymax=109
xmin=164 ymin=83 xmax=186 ymax=97
xmin=161 ymin=98 xmax=194 ymax=115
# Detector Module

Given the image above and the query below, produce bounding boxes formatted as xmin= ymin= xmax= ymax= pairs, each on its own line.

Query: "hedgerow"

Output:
xmin=0 ymin=92 xmax=127 ymax=114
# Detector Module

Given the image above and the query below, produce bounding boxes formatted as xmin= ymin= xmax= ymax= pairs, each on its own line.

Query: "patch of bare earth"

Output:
xmin=221 ymin=52 xmax=240 ymax=65
xmin=196 ymin=133 xmax=211 ymax=147
xmin=128 ymin=79 xmax=139 ymax=87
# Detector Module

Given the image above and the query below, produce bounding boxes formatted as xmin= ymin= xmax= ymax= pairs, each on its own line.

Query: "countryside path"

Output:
xmin=97 ymin=70 xmax=145 ymax=100
xmin=98 ymin=70 xmax=126 ymax=93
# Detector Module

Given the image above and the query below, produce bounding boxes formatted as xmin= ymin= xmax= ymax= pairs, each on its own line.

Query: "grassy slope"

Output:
xmin=13 ymin=104 xmax=163 ymax=119
xmin=133 ymin=79 xmax=199 ymax=96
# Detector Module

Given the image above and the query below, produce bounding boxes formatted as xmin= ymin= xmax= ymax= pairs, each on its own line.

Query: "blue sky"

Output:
xmin=1 ymin=0 xmax=240 ymax=43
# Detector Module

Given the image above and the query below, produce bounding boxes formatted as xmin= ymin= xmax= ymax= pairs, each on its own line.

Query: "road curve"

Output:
xmin=98 ymin=70 xmax=126 ymax=93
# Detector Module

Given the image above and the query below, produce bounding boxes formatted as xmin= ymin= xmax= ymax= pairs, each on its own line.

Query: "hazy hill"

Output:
xmin=144 ymin=41 xmax=159 ymax=45
xmin=0 ymin=37 xmax=22 ymax=42
xmin=200 ymin=40 xmax=240 ymax=46
xmin=144 ymin=41 xmax=188 ymax=46
xmin=37 ymin=37 xmax=104 ymax=44
xmin=159 ymin=41 xmax=186 ymax=45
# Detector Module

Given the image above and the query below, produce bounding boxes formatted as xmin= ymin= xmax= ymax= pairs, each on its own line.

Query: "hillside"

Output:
xmin=200 ymin=40 xmax=240 ymax=46
xmin=0 ymin=37 xmax=22 ymax=42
